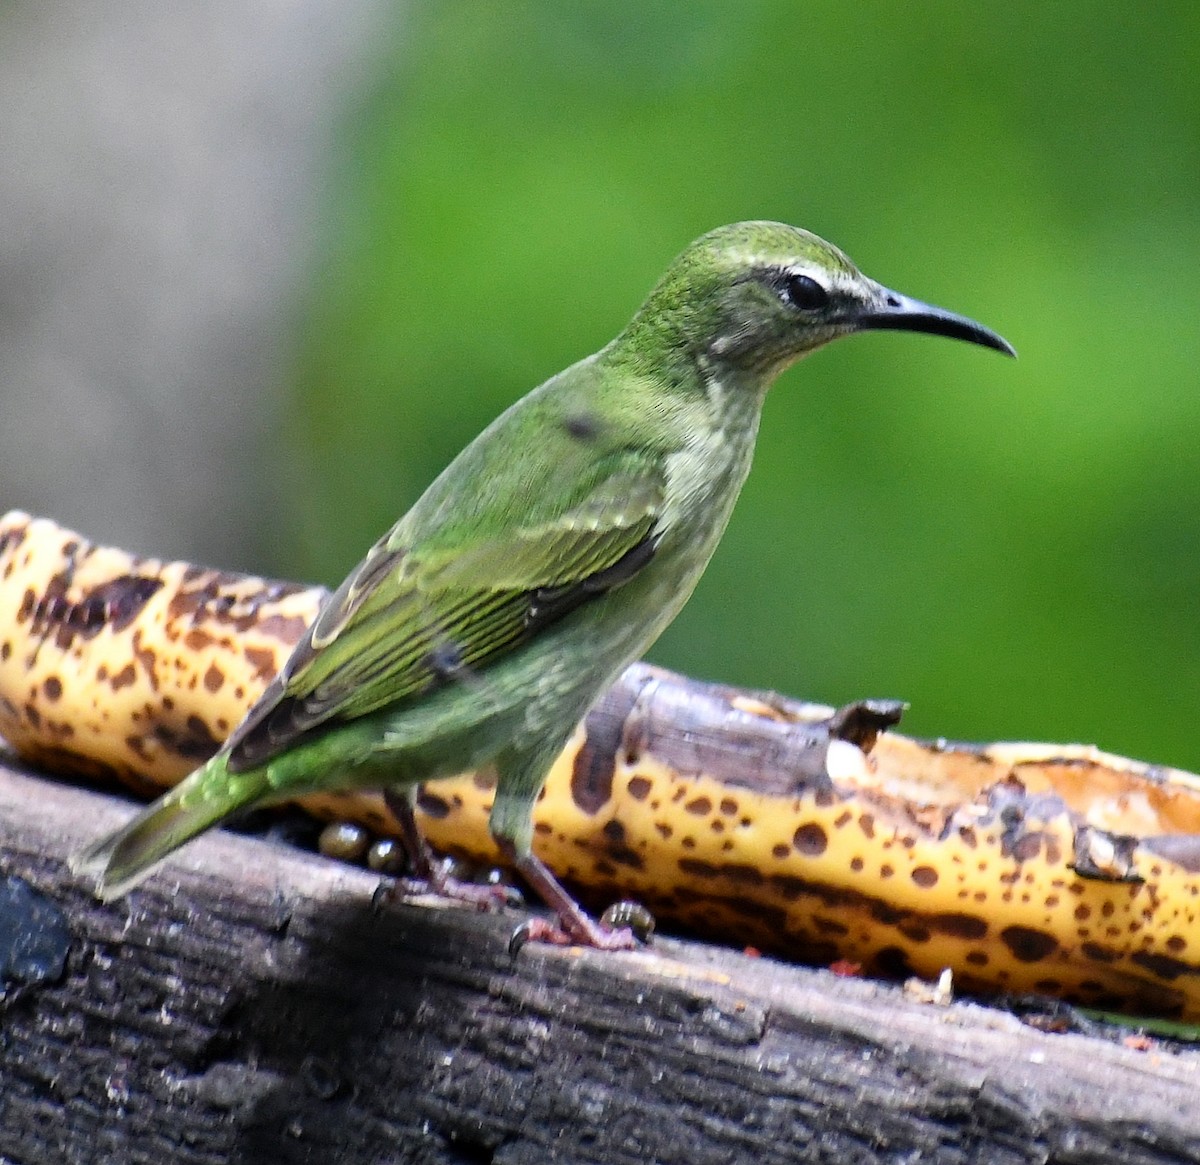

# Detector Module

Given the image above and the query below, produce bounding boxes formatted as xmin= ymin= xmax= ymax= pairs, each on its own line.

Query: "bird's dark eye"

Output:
xmin=781 ymin=272 xmax=828 ymax=311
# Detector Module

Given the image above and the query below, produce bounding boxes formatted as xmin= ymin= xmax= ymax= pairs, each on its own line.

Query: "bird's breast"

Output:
xmin=660 ymin=416 xmax=758 ymax=563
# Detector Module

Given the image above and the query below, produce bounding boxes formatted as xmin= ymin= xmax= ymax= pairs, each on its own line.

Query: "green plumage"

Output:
xmin=72 ymin=222 xmax=1013 ymax=939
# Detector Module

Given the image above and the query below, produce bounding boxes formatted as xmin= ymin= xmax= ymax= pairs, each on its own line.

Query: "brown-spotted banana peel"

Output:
xmin=4 ymin=510 xmax=1200 ymax=1019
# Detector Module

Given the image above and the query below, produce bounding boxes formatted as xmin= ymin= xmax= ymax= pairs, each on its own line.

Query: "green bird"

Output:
xmin=72 ymin=221 xmax=1013 ymax=947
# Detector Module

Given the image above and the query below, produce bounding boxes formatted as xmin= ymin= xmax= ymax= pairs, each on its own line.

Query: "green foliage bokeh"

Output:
xmin=282 ymin=2 xmax=1200 ymax=769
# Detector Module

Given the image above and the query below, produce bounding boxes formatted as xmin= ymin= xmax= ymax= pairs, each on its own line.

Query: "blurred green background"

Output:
xmin=281 ymin=3 xmax=1200 ymax=769
xmin=5 ymin=2 xmax=1196 ymax=771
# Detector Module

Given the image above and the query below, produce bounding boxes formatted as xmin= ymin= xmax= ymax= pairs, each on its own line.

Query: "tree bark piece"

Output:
xmin=2 ymin=762 xmax=1199 ymax=1164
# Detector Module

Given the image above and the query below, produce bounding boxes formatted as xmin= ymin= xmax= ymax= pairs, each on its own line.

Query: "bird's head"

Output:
xmin=620 ymin=221 xmax=1014 ymax=385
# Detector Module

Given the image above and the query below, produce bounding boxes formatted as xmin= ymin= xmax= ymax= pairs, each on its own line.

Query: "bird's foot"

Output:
xmin=508 ymin=915 xmax=637 ymax=955
xmin=374 ymin=858 xmax=523 ymax=914
xmin=500 ymin=845 xmax=654 ymax=954
xmin=507 ymin=898 xmax=654 ymax=955
xmin=378 ymin=787 xmax=522 ymax=911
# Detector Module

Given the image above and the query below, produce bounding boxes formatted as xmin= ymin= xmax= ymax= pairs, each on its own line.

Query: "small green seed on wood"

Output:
xmin=318 ymin=821 xmax=370 ymax=865
xmin=366 ymin=837 xmax=407 ymax=874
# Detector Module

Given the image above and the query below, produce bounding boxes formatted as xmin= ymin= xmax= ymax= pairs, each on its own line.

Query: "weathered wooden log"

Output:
xmin=2 ymin=760 xmax=1199 ymax=1164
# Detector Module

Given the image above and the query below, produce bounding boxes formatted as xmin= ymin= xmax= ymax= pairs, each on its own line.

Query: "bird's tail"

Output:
xmin=69 ymin=750 xmax=270 ymax=901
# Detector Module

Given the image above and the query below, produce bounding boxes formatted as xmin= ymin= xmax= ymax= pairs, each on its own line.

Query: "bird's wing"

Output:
xmin=224 ymin=459 xmax=665 ymax=771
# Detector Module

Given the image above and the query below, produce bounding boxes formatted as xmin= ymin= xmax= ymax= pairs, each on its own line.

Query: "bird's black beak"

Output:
xmin=856 ymin=287 xmax=1016 ymax=357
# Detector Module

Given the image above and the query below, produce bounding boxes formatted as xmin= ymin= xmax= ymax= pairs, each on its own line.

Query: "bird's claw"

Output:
xmin=507 ymin=914 xmax=642 ymax=956
xmin=374 ymin=866 xmax=522 ymax=914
